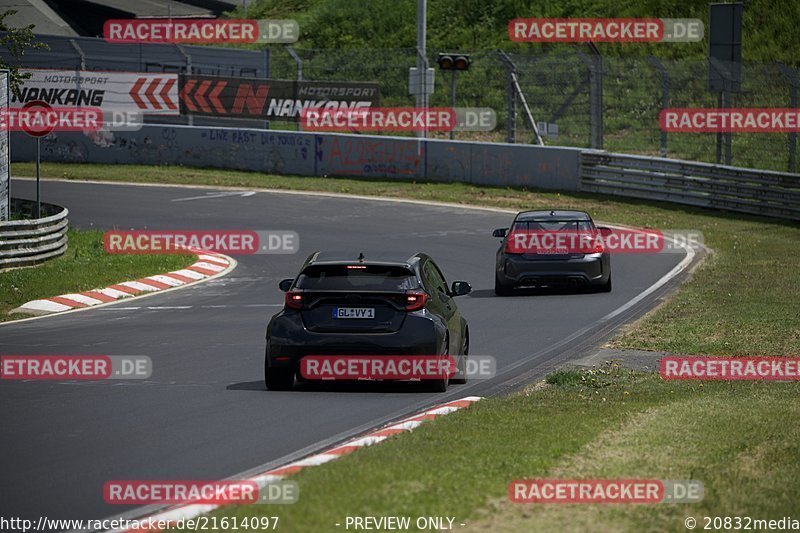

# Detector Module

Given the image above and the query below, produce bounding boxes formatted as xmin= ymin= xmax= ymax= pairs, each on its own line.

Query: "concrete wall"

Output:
xmin=11 ymin=125 xmax=581 ymax=191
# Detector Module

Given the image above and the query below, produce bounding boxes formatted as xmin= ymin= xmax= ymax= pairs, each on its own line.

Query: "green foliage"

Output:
xmin=238 ymin=0 xmax=799 ymax=64
xmin=0 ymin=10 xmax=48 ymax=97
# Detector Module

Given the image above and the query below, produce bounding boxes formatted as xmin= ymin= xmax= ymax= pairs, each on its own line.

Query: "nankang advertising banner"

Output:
xmin=12 ymin=69 xmax=179 ymax=115
xmin=178 ymin=75 xmax=381 ymax=121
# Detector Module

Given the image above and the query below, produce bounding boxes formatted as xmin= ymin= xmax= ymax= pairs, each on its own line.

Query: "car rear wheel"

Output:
xmin=265 ymin=367 xmax=294 ymax=391
xmin=596 ymin=275 xmax=612 ymax=293
xmin=494 ymin=275 xmax=512 ymax=296
xmin=264 ymin=358 xmax=295 ymax=390
xmin=428 ymin=340 xmax=450 ymax=392
xmin=450 ymin=331 xmax=469 ymax=385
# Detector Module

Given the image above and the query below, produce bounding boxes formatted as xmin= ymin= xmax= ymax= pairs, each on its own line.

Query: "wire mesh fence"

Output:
xmin=5 ymin=32 xmax=799 ymax=173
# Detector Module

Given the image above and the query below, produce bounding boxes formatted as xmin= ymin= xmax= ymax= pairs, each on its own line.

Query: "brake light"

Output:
xmin=285 ymin=290 xmax=303 ymax=309
xmin=504 ymin=232 xmax=524 ymax=255
xmin=405 ymin=291 xmax=427 ymax=311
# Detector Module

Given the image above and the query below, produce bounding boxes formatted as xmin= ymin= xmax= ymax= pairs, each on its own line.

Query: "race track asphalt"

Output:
xmin=0 ymin=178 xmax=691 ymax=522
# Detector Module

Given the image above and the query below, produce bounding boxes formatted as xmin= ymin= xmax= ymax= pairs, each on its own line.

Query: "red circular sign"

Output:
xmin=21 ymin=100 xmax=54 ymax=137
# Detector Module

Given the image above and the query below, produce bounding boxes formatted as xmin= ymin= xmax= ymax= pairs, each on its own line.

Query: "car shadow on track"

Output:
xmin=468 ymin=287 xmax=597 ymax=298
xmin=227 ymin=380 xmax=462 ymax=394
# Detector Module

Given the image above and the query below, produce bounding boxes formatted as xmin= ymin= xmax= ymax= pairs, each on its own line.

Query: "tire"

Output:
xmin=428 ymin=373 xmax=449 ymax=392
xmin=428 ymin=340 xmax=450 ymax=392
xmin=264 ymin=361 xmax=295 ymax=391
xmin=599 ymin=275 xmax=612 ymax=293
xmin=450 ymin=331 xmax=469 ymax=385
xmin=494 ymin=275 xmax=512 ymax=296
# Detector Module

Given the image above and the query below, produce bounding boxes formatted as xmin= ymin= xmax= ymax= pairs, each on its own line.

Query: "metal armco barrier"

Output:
xmin=0 ymin=199 xmax=69 ymax=268
xmin=581 ymin=151 xmax=800 ymax=222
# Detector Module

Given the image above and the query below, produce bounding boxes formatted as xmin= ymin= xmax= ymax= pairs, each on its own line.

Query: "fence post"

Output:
xmin=580 ymin=47 xmax=603 ymax=149
xmin=647 ymin=57 xmax=670 ymax=158
xmin=496 ymin=50 xmax=516 ymax=144
xmin=175 ymin=45 xmax=193 ymax=126
xmin=777 ymin=62 xmax=798 ymax=173
xmin=708 ymin=57 xmax=733 ymax=165
xmin=68 ymin=39 xmax=85 ymax=70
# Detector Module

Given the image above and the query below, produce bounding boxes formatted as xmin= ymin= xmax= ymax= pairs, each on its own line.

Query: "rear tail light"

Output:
xmin=504 ymin=232 xmax=524 ymax=255
xmin=404 ymin=291 xmax=427 ymax=311
xmin=285 ymin=290 xmax=304 ymax=309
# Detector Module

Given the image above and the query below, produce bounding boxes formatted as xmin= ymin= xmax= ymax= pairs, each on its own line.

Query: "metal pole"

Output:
xmin=790 ymin=78 xmax=798 ymax=173
xmin=449 ymin=70 xmax=456 ymax=140
xmin=647 ymin=57 xmax=669 ymax=157
xmin=415 ymin=0 xmax=427 ymax=139
xmin=716 ymin=92 xmax=722 ymax=164
xmin=35 ymin=138 xmax=40 ymax=219
xmin=724 ymin=90 xmax=732 ymax=165
xmin=777 ymin=62 xmax=798 ymax=173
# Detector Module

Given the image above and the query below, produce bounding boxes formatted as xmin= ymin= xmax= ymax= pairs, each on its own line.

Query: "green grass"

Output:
xmin=0 ymin=228 xmax=193 ymax=321
xmin=168 ymin=367 xmax=800 ymax=532
xmin=13 ymin=162 xmax=800 ymax=355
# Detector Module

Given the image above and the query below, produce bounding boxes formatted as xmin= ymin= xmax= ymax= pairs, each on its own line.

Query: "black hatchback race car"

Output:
xmin=493 ymin=210 xmax=613 ymax=295
xmin=265 ymin=251 xmax=471 ymax=392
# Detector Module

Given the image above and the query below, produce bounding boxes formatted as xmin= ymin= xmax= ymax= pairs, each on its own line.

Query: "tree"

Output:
xmin=0 ymin=10 xmax=48 ymax=98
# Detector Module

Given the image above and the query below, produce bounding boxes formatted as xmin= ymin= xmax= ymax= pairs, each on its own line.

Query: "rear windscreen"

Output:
xmin=295 ymin=265 xmax=419 ymax=291
xmin=512 ymin=220 xmax=595 ymax=232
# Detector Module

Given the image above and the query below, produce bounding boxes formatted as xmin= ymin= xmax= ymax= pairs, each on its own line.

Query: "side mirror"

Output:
xmin=450 ymin=281 xmax=472 ymax=297
xmin=278 ymin=278 xmax=294 ymax=292
xmin=597 ymin=226 xmax=612 ymax=237
xmin=492 ymin=228 xmax=508 ymax=238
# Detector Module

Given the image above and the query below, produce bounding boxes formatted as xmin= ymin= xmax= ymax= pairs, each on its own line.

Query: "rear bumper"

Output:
xmin=497 ymin=253 xmax=610 ymax=288
xmin=266 ymin=313 xmax=442 ymax=368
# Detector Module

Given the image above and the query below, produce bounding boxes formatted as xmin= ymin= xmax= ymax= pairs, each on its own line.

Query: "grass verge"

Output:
xmin=170 ymin=366 xmax=800 ymax=532
xmin=12 ymin=162 xmax=800 ymax=355
xmin=0 ymin=228 xmax=193 ymax=321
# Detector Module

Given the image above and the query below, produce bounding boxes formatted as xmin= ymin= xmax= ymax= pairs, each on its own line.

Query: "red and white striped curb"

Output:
xmin=15 ymin=250 xmax=235 ymax=315
xmin=112 ymin=396 xmax=482 ymax=532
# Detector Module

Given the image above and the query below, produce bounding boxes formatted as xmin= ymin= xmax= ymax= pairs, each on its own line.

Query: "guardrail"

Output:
xmin=580 ymin=152 xmax=800 ymax=222
xmin=0 ymin=199 xmax=69 ymax=268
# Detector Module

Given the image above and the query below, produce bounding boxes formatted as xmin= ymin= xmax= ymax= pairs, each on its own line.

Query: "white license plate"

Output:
xmin=536 ymin=248 xmax=569 ymax=255
xmin=333 ymin=307 xmax=375 ymax=319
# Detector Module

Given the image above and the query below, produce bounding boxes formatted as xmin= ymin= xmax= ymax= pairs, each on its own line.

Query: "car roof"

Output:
xmin=305 ymin=251 xmax=424 ymax=268
xmin=515 ymin=210 xmax=592 ymax=221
